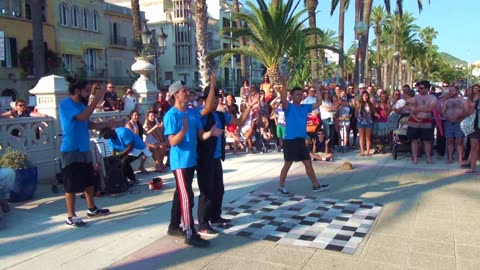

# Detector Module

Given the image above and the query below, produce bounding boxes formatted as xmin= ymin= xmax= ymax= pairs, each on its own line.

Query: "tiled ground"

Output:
xmin=217 ymin=191 xmax=383 ymax=254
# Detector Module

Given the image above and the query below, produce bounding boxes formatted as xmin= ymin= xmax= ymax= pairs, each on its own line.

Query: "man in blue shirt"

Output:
xmin=196 ymin=85 xmax=259 ymax=236
xmin=163 ymin=75 xmax=223 ymax=248
xmin=59 ymin=80 xmax=112 ymax=227
xmin=99 ymin=127 xmax=151 ymax=186
xmin=278 ymin=78 xmax=329 ymax=195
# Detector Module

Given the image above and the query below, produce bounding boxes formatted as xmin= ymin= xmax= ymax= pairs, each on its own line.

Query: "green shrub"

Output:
xmin=0 ymin=148 xmax=33 ymax=170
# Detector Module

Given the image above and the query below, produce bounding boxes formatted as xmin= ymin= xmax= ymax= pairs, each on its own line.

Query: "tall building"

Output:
xmin=0 ymin=0 xmax=56 ymax=104
xmin=106 ymin=0 xmax=264 ymax=94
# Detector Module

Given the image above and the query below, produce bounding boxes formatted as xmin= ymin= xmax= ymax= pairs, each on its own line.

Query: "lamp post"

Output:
xmin=400 ymin=59 xmax=407 ymax=86
xmin=141 ymin=26 xmax=168 ymax=88
xmin=224 ymin=8 xmax=235 ymax=95
xmin=392 ymin=51 xmax=400 ymax=90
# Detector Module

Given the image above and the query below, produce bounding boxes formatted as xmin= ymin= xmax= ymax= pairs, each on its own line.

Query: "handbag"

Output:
xmin=461 ymin=112 xmax=476 ymax=136
xmin=306 ymin=115 xmax=319 ymax=133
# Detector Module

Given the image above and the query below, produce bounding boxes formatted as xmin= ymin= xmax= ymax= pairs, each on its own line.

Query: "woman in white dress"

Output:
xmin=143 ymin=110 xmax=168 ymax=172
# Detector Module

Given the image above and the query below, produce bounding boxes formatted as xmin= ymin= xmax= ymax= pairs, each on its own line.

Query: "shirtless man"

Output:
xmin=441 ymin=85 xmax=466 ymax=164
xmin=406 ymin=81 xmax=437 ymax=164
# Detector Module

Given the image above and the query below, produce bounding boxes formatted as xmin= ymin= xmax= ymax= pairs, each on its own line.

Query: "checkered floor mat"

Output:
xmin=218 ymin=192 xmax=383 ymax=254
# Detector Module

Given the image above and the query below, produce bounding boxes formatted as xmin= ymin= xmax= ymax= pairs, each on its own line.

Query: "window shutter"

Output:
xmin=10 ymin=38 xmax=17 ymax=67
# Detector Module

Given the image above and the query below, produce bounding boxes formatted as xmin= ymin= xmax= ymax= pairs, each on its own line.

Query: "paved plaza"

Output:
xmin=1 ymin=149 xmax=480 ymax=270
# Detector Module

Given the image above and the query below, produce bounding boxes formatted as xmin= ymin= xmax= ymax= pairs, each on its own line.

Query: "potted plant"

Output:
xmin=0 ymin=148 xmax=38 ymax=202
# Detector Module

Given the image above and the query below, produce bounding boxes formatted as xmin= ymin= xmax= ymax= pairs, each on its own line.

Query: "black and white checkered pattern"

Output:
xmin=218 ymin=192 xmax=383 ymax=254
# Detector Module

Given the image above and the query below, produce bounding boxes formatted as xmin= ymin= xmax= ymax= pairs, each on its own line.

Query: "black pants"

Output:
xmin=197 ymin=158 xmax=224 ymax=229
xmin=120 ymin=154 xmax=141 ymax=180
xmin=170 ymin=167 xmax=195 ymax=235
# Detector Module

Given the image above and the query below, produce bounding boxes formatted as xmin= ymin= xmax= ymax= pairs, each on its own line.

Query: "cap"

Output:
xmin=359 ymin=83 xmax=366 ymax=88
xmin=168 ymin=81 xmax=185 ymax=95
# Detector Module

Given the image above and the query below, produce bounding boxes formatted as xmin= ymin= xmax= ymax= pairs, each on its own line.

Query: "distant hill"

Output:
xmin=439 ymin=52 xmax=467 ymax=66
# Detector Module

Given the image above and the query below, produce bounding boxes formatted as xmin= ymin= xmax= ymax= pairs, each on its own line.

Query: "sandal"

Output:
xmin=465 ymin=169 xmax=477 ymax=174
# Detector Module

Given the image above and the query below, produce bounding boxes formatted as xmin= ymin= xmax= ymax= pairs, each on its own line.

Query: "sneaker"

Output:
xmin=277 ymin=186 xmax=289 ymax=196
xmin=210 ymin=217 xmax=232 ymax=226
xmin=167 ymin=227 xmax=185 ymax=238
xmin=313 ymin=184 xmax=329 ymax=192
xmin=65 ymin=216 xmax=87 ymax=227
xmin=198 ymin=225 xmax=220 ymax=236
xmin=185 ymin=234 xmax=210 ymax=248
xmin=86 ymin=207 xmax=110 ymax=217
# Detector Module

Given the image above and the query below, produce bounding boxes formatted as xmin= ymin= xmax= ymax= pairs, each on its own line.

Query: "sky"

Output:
xmin=290 ymin=0 xmax=480 ymax=63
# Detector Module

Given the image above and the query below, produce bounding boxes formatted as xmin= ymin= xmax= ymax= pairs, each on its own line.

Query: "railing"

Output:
xmin=110 ymin=36 xmax=128 ymax=46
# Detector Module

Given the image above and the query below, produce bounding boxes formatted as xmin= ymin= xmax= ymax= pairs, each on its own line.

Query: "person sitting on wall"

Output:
xmin=103 ymin=82 xmax=120 ymax=111
xmin=1 ymin=99 xmax=47 ymax=118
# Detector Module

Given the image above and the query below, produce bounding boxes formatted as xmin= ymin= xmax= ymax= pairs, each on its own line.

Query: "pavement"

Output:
xmin=1 ymin=149 xmax=480 ymax=270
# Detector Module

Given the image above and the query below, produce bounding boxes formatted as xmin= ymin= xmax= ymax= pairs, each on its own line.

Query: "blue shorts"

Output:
xmin=444 ymin=121 xmax=464 ymax=139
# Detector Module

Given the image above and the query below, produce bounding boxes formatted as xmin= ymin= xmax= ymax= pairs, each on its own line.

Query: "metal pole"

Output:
xmin=154 ymin=52 xmax=158 ymax=88
xmin=230 ymin=12 xmax=235 ymax=96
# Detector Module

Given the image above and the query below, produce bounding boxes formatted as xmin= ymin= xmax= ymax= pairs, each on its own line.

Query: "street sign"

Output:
xmin=0 ymin=31 xmax=4 ymax=61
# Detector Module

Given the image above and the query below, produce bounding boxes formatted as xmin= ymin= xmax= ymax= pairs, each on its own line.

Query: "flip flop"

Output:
xmin=465 ymin=169 xmax=477 ymax=174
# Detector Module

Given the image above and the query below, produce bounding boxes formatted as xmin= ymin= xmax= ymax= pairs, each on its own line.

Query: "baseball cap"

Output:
xmin=359 ymin=83 xmax=366 ymax=88
xmin=168 ymin=81 xmax=185 ymax=95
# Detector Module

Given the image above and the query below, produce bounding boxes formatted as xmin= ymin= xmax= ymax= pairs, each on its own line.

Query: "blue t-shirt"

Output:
xmin=108 ymin=127 xmax=146 ymax=152
xmin=200 ymin=111 xmax=232 ymax=159
xmin=164 ymin=107 xmax=203 ymax=170
xmin=284 ymin=103 xmax=313 ymax=140
xmin=59 ymin=97 xmax=91 ymax=152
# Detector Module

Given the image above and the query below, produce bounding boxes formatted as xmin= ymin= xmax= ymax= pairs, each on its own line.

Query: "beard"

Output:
xmin=79 ymin=95 xmax=89 ymax=105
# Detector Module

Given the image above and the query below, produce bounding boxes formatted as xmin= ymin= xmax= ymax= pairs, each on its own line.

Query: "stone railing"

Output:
xmin=0 ymin=117 xmax=58 ymax=183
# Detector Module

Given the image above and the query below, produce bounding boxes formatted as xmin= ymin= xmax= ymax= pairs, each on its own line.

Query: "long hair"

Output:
xmin=359 ymin=92 xmax=373 ymax=118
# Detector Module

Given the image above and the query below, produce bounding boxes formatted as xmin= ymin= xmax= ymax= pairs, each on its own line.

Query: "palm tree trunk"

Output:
xmin=195 ymin=0 xmax=210 ymax=88
xmin=375 ymin=27 xmax=382 ymax=88
xmin=233 ymin=0 xmax=246 ymax=88
xmin=359 ymin=0 xmax=373 ymax=85
xmin=320 ymin=50 xmax=326 ymax=82
xmin=337 ymin=0 xmax=346 ymax=87
xmin=305 ymin=0 xmax=319 ymax=89
xmin=131 ymin=0 xmax=143 ymax=54
xmin=31 ymin=0 xmax=45 ymax=79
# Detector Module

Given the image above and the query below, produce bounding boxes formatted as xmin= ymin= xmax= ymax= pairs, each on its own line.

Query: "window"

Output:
xmin=0 ymin=0 xmax=8 ymax=15
xmin=1 ymin=37 xmax=18 ymax=68
xmin=92 ymin=11 xmax=98 ymax=32
xmin=12 ymin=0 xmax=21 ymax=17
xmin=25 ymin=0 xmax=46 ymax=21
xmin=82 ymin=9 xmax=88 ymax=30
xmin=175 ymin=45 xmax=192 ymax=66
xmin=174 ymin=23 xmax=191 ymax=43
xmin=86 ymin=49 xmax=96 ymax=71
xmin=61 ymin=54 xmax=72 ymax=71
xmin=59 ymin=3 xmax=68 ymax=26
xmin=71 ymin=6 xmax=78 ymax=27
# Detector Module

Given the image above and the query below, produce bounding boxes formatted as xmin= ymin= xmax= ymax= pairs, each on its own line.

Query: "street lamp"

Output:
xmin=224 ymin=8 xmax=235 ymax=95
xmin=400 ymin=59 xmax=407 ymax=86
xmin=141 ymin=26 xmax=168 ymax=88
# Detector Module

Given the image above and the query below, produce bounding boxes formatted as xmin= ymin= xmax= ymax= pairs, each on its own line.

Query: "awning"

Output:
xmin=82 ymin=43 xmax=105 ymax=51
xmin=57 ymin=41 xmax=83 ymax=56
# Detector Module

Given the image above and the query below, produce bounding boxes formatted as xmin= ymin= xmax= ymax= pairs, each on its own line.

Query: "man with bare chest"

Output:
xmin=441 ymin=85 xmax=466 ymax=164
xmin=406 ymin=81 xmax=437 ymax=164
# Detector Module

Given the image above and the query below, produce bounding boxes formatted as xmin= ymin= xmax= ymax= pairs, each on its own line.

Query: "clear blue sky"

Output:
xmin=290 ymin=0 xmax=479 ymax=63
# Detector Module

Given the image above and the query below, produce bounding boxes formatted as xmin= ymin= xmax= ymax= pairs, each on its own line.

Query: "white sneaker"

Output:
xmin=277 ymin=186 xmax=289 ymax=196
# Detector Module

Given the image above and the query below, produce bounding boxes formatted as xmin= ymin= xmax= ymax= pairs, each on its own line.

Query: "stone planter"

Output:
xmin=131 ymin=56 xmax=154 ymax=79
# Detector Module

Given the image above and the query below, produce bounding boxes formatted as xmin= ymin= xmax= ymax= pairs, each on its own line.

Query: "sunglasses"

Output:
xmin=17 ymin=104 xmax=26 ymax=107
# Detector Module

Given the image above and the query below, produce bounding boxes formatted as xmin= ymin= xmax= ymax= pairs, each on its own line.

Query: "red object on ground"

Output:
xmin=149 ymin=177 xmax=163 ymax=190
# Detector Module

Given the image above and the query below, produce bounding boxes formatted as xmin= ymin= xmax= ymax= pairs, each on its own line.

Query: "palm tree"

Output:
xmin=419 ymin=26 xmax=437 ymax=47
xmin=209 ymin=0 xmax=309 ymax=84
xmin=131 ymin=0 xmax=143 ymax=54
xmin=233 ymin=0 xmax=246 ymax=83
xmin=31 ymin=0 xmax=45 ymax=79
xmin=317 ymin=29 xmax=337 ymax=81
xmin=304 ymin=0 xmax=319 ymax=88
xmin=370 ymin=6 xmax=386 ymax=88
xmin=195 ymin=0 xmax=210 ymax=88
xmin=330 ymin=0 xmax=350 ymax=87
xmin=383 ymin=0 xmax=430 ymax=15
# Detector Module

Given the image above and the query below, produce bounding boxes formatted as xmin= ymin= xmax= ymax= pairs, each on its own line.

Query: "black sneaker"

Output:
xmin=210 ymin=217 xmax=232 ymax=226
xmin=313 ymin=184 xmax=329 ymax=192
xmin=65 ymin=216 xmax=87 ymax=227
xmin=86 ymin=207 xmax=110 ymax=217
xmin=198 ymin=225 xmax=219 ymax=236
xmin=277 ymin=186 xmax=290 ymax=196
xmin=167 ymin=227 xmax=185 ymax=238
xmin=185 ymin=234 xmax=210 ymax=248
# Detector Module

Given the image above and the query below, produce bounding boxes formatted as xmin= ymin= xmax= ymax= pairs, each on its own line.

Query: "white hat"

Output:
xmin=359 ymin=83 xmax=366 ymax=88
xmin=168 ymin=81 xmax=185 ymax=95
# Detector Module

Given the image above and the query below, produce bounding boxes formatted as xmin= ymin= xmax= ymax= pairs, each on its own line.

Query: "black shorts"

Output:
xmin=63 ymin=162 xmax=95 ymax=193
xmin=406 ymin=127 xmax=434 ymax=141
xmin=283 ymin=138 xmax=310 ymax=162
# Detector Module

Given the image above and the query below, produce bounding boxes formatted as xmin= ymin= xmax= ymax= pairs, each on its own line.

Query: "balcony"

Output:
xmin=110 ymin=36 xmax=128 ymax=47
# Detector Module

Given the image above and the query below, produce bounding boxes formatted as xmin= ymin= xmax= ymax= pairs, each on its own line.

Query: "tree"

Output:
xmin=331 ymin=0 xmax=350 ymax=87
xmin=209 ymin=0 xmax=310 ymax=84
xmin=304 ymin=0 xmax=319 ymax=88
xmin=370 ymin=5 xmax=386 ymax=88
xmin=31 ymin=0 xmax=45 ymax=79
xmin=233 ymin=0 xmax=246 ymax=83
xmin=317 ymin=29 xmax=337 ymax=81
xmin=195 ymin=0 xmax=210 ymax=88
xmin=131 ymin=0 xmax=143 ymax=54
